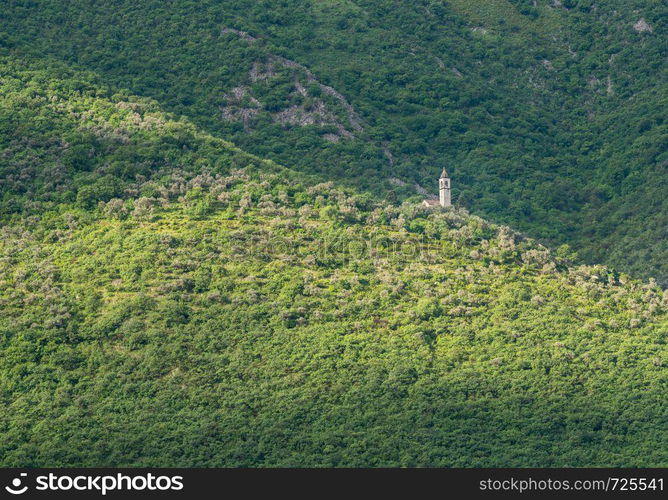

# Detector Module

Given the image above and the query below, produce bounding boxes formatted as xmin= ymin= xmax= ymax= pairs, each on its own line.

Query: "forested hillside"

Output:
xmin=1 ymin=0 xmax=666 ymax=284
xmin=1 ymin=57 xmax=667 ymax=467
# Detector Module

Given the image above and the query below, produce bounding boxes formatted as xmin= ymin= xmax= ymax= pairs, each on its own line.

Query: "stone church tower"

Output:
xmin=439 ymin=168 xmax=451 ymax=207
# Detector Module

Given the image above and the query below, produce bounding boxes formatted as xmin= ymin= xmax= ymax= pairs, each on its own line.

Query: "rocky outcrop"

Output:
xmin=221 ymin=27 xmax=257 ymax=43
xmin=633 ymin=19 xmax=653 ymax=33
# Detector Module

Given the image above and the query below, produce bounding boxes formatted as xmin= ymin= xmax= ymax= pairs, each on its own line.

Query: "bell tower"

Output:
xmin=439 ymin=168 xmax=451 ymax=207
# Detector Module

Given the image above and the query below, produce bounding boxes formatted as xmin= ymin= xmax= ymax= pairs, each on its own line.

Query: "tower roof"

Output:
xmin=440 ymin=168 xmax=449 ymax=179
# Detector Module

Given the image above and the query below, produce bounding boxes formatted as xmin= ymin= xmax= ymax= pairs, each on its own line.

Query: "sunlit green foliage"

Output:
xmin=0 ymin=60 xmax=666 ymax=466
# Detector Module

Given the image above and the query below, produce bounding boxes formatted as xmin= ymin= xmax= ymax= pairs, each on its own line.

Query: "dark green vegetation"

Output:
xmin=2 ymin=0 xmax=667 ymax=284
xmin=1 ymin=58 xmax=667 ymax=467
